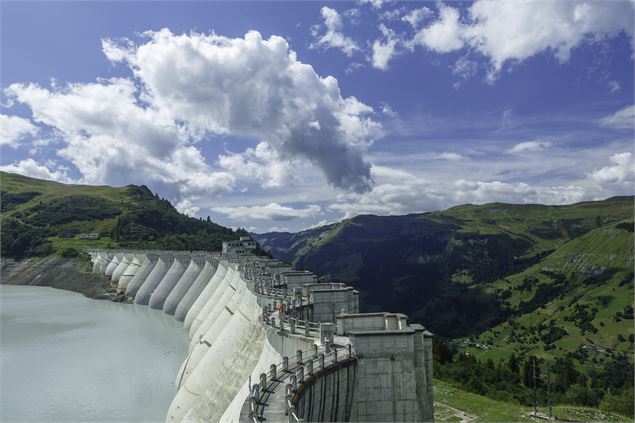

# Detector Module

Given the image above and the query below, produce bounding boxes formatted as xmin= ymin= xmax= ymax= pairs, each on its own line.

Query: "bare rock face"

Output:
xmin=0 ymin=256 xmax=114 ymax=300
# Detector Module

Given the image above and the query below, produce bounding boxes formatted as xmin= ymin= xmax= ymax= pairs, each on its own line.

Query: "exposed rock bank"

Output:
xmin=0 ymin=256 xmax=120 ymax=300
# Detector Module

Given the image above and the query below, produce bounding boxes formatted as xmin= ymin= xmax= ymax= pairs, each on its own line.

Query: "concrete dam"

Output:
xmin=87 ymin=238 xmax=434 ymax=422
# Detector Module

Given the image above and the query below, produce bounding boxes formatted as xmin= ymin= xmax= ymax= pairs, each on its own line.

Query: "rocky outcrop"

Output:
xmin=0 ymin=256 xmax=116 ymax=300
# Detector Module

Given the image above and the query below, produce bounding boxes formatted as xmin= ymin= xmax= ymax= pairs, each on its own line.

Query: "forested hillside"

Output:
xmin=0 ymin=172 xmax=244 ymax=257
xmin=255 ymin=197 xmax=634 ymax=417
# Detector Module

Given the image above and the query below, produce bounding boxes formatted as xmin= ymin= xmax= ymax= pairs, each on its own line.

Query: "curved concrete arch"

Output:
xmin=149 ymin=256 xmax=197 ymax=310
xmin=183 ymin=261 xmax=228 ymax=332
xmin=99 ymin=253 xmax=114 ymax=274
xmin=167 ymin=277 xmax=265 ymax=423
xmin=188 ymin=266 xmax=241 ymax=349
xmin=117 ymin=255 xmax=143 ymax=290
xmin=92 ymin=252 xmax=106 ymax=273
xmin=218 ymin=338 xmax=283 ymax=422
xmin=188 ymin=265 xmax=234 ymax=339
xmin=104 ymin=254 xmax=122 ymax=276
xmin=185 ymin=276 xmax=245 ymax=372
xmin=126 ymin=255 xmax=158 ymax=297
xmin=167 ymin=258 xmax=215 ymax=318
xmin=187 ymin=274 xmax=237 ymax=351
xmin=134 ymin=256 xmax=171 ymax=305
xmin=111 ymin=253 xmax=133 ymax=283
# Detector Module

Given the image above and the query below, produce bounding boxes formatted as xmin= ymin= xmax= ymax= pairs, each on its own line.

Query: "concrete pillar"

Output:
xmin=348 ymin=329 xmax=422 ymax=422
xmin=126 ymin=254 xmax=160 ymax=297
xmin=412 ymin=325 xmax=434 ymax=421
xmin=319 ymin=322 xmax=335 ymax=349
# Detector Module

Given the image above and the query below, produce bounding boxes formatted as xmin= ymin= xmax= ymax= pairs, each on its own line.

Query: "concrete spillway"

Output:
xmin=87 ymin=247 xmax=434 ymax=423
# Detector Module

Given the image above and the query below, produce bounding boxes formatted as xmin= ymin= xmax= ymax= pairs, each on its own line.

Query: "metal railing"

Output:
xmin=248 ymin=344 xmax=355 ymax=423
xmin=85 ymin=248 xmax=221 ymax=258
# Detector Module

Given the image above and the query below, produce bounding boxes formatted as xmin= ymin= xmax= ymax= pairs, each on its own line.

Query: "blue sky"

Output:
xmin=1 ymin=0 xmax=633 ymax=233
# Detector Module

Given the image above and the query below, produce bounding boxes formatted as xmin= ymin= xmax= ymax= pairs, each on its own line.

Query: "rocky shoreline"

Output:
xmin=0 ymin=255 xmax=131 ymax=302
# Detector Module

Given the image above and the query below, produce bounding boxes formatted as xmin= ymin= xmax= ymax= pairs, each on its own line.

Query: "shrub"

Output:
xmin=60 ymin=247 xmax=79 ymax=257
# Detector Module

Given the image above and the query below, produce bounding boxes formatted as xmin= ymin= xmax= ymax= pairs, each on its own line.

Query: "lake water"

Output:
xmin=0 ymin=285 xmax=188 ymax=422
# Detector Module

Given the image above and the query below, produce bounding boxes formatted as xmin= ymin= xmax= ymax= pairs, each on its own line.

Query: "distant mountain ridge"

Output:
xmin=253 ymin=197 xmax=634 ymax=345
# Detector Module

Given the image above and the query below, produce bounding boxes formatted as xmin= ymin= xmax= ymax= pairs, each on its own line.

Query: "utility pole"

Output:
xmin=532 ymin=358 xmax=537 ymax=416
xmin=547 ymin=366 xmax=553 ymax=419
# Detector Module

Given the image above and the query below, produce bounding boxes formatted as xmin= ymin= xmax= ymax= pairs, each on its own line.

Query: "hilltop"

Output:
xmin=0 ymin=171 xmax=244 ymax=258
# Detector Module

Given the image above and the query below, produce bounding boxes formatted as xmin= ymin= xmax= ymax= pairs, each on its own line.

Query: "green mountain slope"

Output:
xmin=0 ymin=172 xmax=244 ymax=257
xmin=433 ymin=379 xmax=630 ymax=422
xmin=464 ymin=221 xmax=634 ymax=364
xmin=255 ymin=197 xmax=634 ymax=417
xmin=255 ymin=197 xmax=633 ymax=339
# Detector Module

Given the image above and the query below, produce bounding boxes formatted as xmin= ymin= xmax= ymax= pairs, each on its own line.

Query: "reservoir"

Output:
xmin=0 ymin=285 xmax=188 ymax=422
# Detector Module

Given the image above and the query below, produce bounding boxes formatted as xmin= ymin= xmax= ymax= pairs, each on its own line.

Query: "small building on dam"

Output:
xmin=87 ymin=237 xmax=434 ymax=422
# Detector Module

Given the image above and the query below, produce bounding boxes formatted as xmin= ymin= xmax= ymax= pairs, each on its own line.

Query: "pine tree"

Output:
xmin=508 ymin=352 xmax=519 ymax=374
xmin=523 ymin=357 xmax=534 ymax=386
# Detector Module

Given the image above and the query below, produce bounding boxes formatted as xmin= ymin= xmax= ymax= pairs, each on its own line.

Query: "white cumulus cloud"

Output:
xmin=0 ymin=158 xmax=71 ymax=183
xmin=372 ymin=24 xmax=400 ymax=70
xmin=465 ymin=0 xmax=634 ymax=76
xmin=588 ymin=152 xmax=634 ymax=188
xmin=5 ymin=29 xmax=380 ymax=211
xmin=412 ymin=3 xmax=464 ymax=53
xmin=5 ymin=78 xmax=235 ymax=204
xmin=218 ymin=142 xmax=295 ymax=189
xmin=402 ymin=7 xmax=433 ymax=29
xmin=311 ymin=7 xmax=360 ymax=57
xmin=407 ymin=1 xmax=633 ymax=80
xmin=0 ymin=114 xmax=38 ymax=147
xmin=107 ymin=29 xmax=379 ymax=192
xmin=212 ymin=203 xmax=321 ymax=221
xmin=357 ymin=0 xmax=386 ymax=10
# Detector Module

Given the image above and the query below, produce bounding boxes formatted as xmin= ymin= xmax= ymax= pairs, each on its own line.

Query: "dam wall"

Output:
xmin=86 ymin=245 xmax=434 ymax=423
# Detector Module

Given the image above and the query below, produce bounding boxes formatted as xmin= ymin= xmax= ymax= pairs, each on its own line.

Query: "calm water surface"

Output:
xmin=0 ymin=285 xmax=188 ymax=422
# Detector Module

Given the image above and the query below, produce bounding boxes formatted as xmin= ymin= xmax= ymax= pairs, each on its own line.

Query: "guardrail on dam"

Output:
xmin=87 ymin=244 xmax=434 ymax=422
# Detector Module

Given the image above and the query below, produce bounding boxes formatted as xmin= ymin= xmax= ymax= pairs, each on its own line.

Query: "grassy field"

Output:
xmin=430 ymin=198 xmax=633 ymax=257
xmin=47 ymin=236 xmax=117 ymax=252
xmin=434 ymin=379 xmax=631 ymax=422
xmin=1 ymin=171 xmax=134 ymax=237
xmin=434 ymin=379 xmax=533 ymax=422
xmin=460 ymin=221 xmax=634 ymax=365
xmin=1 ymin=171 xmax=130 ymax=205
